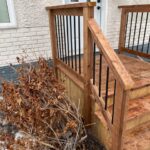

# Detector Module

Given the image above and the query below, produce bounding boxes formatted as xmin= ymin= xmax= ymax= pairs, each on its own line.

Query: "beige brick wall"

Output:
xmin=0 ymin=0 xmax=63 ymax=67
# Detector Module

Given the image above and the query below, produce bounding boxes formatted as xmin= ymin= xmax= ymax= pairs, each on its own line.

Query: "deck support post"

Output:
xmin=83 ymin=6 xmax=94 ymax=124
xmin=48 ymin=10 xmax=58 ymax=77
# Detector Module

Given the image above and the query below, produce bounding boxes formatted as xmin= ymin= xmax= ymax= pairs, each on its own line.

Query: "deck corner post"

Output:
xmin=83 ymin=6 xmax=94 ymax=124
xmin=118 ymin=8 xmax=128 ymax=54
xmin=48 ymin=10 xmax=58 ymax=78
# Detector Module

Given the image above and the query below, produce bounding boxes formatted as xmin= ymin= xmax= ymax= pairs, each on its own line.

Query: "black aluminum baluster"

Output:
xmin=70 ymin=16 xmax=74 ymax=68
xmin=60 ymin=15 xmax=65 ymax=62
xmin=105 ymin=67 xmax=109 ymax=110
xmin=112 ymin=80 xmax=116 ymax=124
xmin=132 ymin=12 xmax=138 ymax=50
xmin=147 ymin=35 xmax=150 ymax=54
xmin=78 ymin=16 xmax=81 ymax=74
xmin=66 ymin=16 xmax=70 ymax=66
xmin=128 ymin=12 xmax=133 ymax=49
xmin=137 ymin=12 xmax=143 ymax=51
xmin=74 ymin=16 xmax=77 ymax=71
xmin=63 ymin=16 xmax=67 ymax=64
xmin=99 ymin=53 xmax=102 ymax=97
xmin=57 ymin=15 xmax=62 ymax=60
xmin=55 ymin=16 xmax=60 ymax=58
xmin=93 ymin=43 xmax=96 ymax=85
xmin=141 ymin=12 xmax=149 ymax=52
xmin=124 ymin=13 xmax=129 ymax=47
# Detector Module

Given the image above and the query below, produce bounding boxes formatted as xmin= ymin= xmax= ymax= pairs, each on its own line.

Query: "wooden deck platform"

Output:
xmin=92 ymin=54 xmax=150 ymax=98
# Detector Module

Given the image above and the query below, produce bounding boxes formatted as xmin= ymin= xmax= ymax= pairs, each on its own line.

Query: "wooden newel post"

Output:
xmin=83 ymin=6 xmax=94 ymax=124
xmin=48 ymin=10 xmax=58 ymax=77
xmin=118 ymin=8 xmax=128 ymax=54
xmin=112 ymin=82 xmax=129 ymax=150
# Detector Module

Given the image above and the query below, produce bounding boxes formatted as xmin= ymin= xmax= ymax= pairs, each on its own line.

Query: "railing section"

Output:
xmin=119 ymin=5 xmax=150 ymax=59
xmin=47 ymin=3 xmax=135 ymax=150
xmin=46 ymin=2 xmax=96 ymax=123
xmin=88 ymin=19 xmax=134 ymax=150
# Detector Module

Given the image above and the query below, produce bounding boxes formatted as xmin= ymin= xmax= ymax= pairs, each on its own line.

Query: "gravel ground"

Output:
xmin=0 ymin=113 xmax=106 ymax=150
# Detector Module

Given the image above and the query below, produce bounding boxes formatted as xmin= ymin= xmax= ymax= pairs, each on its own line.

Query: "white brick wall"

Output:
xmin=0 ymin=0 xmax=63 ymax=67
xmin=0 ymin=0 xmax=149 ymax=67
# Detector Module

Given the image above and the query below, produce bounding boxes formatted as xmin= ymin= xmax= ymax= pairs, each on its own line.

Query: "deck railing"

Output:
xmin=47 ymin=2 xmax=134 ymax=150
xmin=46 ymin=2 xmax=95 ymax=123
xmin=119 ymin=5 xmax=150 ymax=59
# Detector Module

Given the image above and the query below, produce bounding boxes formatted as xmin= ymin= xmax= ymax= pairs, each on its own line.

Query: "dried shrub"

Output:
xmin=0 ymin=57 xmax=86 ymax=149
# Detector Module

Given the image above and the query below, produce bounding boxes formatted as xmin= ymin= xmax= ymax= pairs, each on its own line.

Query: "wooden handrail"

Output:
xmin=88 ymin=19 xmax=134 ymax=90
xmin=118 ymin=4 xmax=150 ymax=12
xmin=118 ymin=4 xmax=150 ymax=9
xmin=46 ymin=2 xmax=96 ymax=10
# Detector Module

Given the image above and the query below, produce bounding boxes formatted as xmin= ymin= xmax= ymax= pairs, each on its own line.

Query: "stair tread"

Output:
xmin=123 ymin=122 xmax=150 ymax=150
xmin=107 ymin=95 xmax=150 ymax=130
xmin=127 ymin=95 xmax=150 ymax=121
xmin=108 ymin=95 xmax=150 ymax=121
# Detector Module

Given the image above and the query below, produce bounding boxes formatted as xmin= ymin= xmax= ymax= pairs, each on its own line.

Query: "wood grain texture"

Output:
xmin=83 ymin=6 xmax=94 ymax=124
xmin=118 ymin=9 xmax=128 ymax=54
xmin=112 ymin=82 xmax=130 ymax=150
xmin=118 ymin=5 xmax=150 ymax=12
xmin=90 ymin=54 xmax=150 ymax=99
xmin=90 ymin=80 xmax=113 ymax=131
xmin=120 ymin=47 xmax=150 ymax=59
xmin=56 ymin=59 xmax=84 ymax=90
xmin=48 ymin=10 xmax=58 ymax=77
xmin=46 ymin=2 xmax=96 ymax=10
xmin=53 ymin=8 xmax=83 ymax=16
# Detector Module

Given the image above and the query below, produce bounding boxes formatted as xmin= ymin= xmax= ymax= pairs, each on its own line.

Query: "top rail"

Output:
xmin=46 ymin=2 xmax=96 ymax=10
xmin=88 ymin=19 xmax=134 ymax=90
xmin=118 ymin=4 xmax=150 ymax=12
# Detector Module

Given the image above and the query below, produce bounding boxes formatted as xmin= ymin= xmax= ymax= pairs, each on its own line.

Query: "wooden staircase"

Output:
xmin=47 ymin=2 xmax=150 ymax=150
xmin=90 ymin=4 xmax=150 ymax=149
xmin=94 ymin=53 xmax=150 ymax=150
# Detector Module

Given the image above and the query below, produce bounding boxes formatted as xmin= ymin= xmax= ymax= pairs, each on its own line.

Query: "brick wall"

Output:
xmin=0 ymin=0 xmax=63 ymax=67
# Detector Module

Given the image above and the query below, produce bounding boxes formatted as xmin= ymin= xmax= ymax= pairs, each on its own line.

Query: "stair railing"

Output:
xmin=88 ymin=18 xmax=134 ymax=150
xmin=47 ymin=2 xmax=135 ymax=150
xmin=118 ymin=4 xmax=150 ymax=59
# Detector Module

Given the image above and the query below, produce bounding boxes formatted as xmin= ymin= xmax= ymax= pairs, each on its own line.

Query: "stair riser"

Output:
xmin=126 ymin=112 xmax=150 ymax=131
xmin=106 ymin=85 xmax=150 ymax=107
xmin=129 ymin=85 xmax=150 ymax=100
